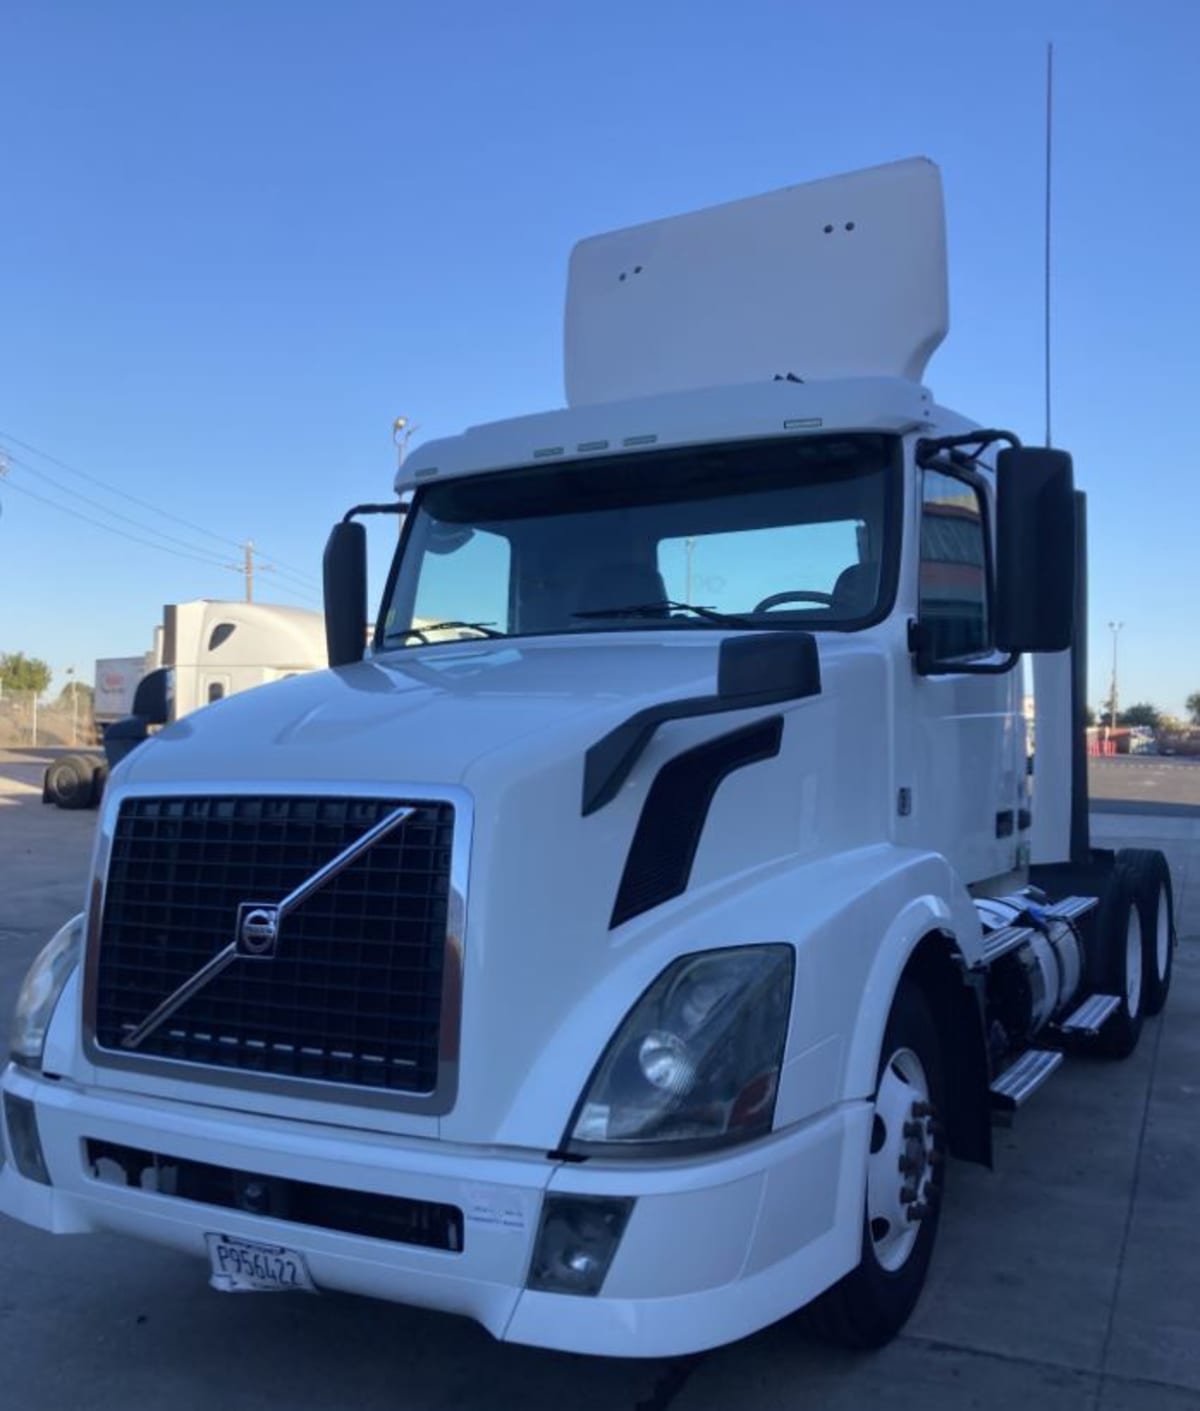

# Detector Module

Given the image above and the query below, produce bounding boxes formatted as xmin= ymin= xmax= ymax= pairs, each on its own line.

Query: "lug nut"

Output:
xmin=912 ymin=1101 xmax=934 ymax=1118
xmin=899 ymin=1154 xmax=917 ymax=1174
xmin=900 ymin=1184 xmax=918 ymax=1204
xmin=903 ymin=1121 xmax=923 ymax=1139
xmin=907 ymin=1202 xmax=930 ymax=1222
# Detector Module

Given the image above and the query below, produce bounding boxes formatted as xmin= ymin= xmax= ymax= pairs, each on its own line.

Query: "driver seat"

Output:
xmin=831 ymin=561 xmax=880 ymax=618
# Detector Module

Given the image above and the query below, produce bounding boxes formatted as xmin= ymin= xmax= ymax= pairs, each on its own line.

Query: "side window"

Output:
xmin=207 ymin=682 xmax=226 ymax=703
xmin=410 ymin=527 xmax=512 ymax=635
xmin=919 ymin=470 xmax=990 ymax=660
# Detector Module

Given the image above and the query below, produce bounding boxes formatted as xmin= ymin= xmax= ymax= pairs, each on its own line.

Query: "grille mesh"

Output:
xmin=94 ymin=796 xmax=454 ymax=1093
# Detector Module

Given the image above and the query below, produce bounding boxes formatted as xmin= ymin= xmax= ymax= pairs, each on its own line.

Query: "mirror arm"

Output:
xmin=342 ymin=502 xmax=406 ymax=524
xmin=915 ymin=429 xmax=1022 ymax=469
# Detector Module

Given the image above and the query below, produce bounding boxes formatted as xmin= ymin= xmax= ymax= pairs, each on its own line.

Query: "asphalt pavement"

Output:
xmin=0 ymin=748 xmax=1198 ymax=1410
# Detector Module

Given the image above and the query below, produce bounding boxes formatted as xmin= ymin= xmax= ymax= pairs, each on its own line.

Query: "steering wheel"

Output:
xmin=752 ymin=590 xmax=834 ymax=612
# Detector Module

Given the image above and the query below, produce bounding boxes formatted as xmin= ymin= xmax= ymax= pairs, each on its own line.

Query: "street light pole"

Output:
xmin=1108 ymin=620 xmax=1124 ymax=733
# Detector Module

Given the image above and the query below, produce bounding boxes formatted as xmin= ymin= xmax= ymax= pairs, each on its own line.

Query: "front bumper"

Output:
xmin=0 ymin=1064 xmax=868 ymax=1357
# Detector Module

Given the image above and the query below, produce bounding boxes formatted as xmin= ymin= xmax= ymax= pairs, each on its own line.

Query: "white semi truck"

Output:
xmin=3 ymin=159 xmax=1176 ymax=1355
xmin=43 ymin=599 xmax=326 ymax=808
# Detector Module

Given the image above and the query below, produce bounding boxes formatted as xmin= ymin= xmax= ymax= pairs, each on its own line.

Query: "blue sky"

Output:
xmin=2 ymin=0 xmax=1197 ymax=714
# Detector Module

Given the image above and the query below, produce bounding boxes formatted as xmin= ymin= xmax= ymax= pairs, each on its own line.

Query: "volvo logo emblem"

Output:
xmin=236 ymin=903 xmax=281 ymax=959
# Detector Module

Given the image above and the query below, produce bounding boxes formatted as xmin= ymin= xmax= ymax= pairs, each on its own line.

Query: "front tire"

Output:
xmin=804 ymin=981 xmax=946 ymax=1348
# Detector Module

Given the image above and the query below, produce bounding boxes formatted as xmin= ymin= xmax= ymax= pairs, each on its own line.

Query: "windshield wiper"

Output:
xmin=397 ymin=620 xmax=506 ymax=644
xmin=571 ymin=600 xmax=756 ymax=628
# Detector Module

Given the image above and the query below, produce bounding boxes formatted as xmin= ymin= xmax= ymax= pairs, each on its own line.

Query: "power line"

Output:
xmin=0 ymin=429 xmax=323 ymax=594
xmin=0 ymin=474 xmax=239 ymax=569
xmin=0 ymin=428 xmax=245 ymax=551
xmin=0 ymin=474 xmax=323 ymax=607
xmin=4 ymin=452 xmax=232 ymax=565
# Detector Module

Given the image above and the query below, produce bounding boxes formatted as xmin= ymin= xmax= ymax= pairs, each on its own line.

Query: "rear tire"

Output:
xmin=44 ymin=754 xmax=97 ymax=810
xmin=1117 ymin=850 xmax=1174 ymax=1016
xmin=804 ymin=981 xmax=946 ymax=1348
xmin=1096 ymin=870 xmax=1145 ymax=1059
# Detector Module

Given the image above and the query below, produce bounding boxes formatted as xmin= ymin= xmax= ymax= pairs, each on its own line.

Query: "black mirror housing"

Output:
xmin=994 ymin=447 xmax=1076 ymax=653
xmin=130 ymin=667 xmax=171 ymax=725
xmin=323 ymin=521 xmax=368 ymax=668
xmin=717 ymin=632 xmax=821 ymax=703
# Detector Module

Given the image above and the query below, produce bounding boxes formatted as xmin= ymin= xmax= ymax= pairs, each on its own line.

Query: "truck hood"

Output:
xmin=101 ymin=632 xmax=893 ymax=1148
xmin=117 ymin=634 xmax=743 ymax=791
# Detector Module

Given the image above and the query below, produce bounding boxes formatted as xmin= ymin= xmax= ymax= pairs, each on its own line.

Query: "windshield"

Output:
xmin=378 ymin=433 xmax=898 ymax=648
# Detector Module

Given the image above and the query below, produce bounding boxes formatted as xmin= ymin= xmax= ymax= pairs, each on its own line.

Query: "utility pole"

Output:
xmin=227 ymin=540 xmax=272 ymax=602
xmin=244 ymin=540 xmax=255 ymax=603
xmin=1108 ymin=621 xmax=1124 ymax=732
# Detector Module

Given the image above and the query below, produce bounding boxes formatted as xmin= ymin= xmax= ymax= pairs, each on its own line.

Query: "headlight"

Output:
xmin=11 ymin=914 xmax=84 ymax=1071
xmin=567 ymin=945 xmax=793 ymax=1154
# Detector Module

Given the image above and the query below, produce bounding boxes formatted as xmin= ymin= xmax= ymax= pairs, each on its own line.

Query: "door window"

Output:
xmin=919 ymin=471 xmax=991 ymax=660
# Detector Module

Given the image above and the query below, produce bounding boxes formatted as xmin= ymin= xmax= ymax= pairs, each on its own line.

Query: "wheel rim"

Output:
xmin=1125 ymin=907 xmax=1143 ymax=1016
xmin=1155 ymin=883 xmax=1170 ymax=982
xmin=868 ymin=1046 xmax=938 ymax=1273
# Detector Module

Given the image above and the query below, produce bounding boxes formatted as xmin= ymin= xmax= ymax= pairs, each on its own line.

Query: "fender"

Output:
xmin=495 ymin=842 xmax=980 ymax=1149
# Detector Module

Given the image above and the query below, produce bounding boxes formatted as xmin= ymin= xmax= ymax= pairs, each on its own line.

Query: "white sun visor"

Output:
xmin=564 ymin=157 xmax=948 ymax=407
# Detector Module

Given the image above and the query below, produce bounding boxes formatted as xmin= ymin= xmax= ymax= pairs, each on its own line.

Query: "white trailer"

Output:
xmin=5 ymin=159 xmax=1176 ymax=1356
xmin=42 ymin=600 xmax=326 ymax=808
xmin=92 ymin=656 xmax=151 ymax=735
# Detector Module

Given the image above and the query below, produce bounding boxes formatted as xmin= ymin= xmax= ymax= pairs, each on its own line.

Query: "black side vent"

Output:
xmin=610 ymin=716 xmax=784 ymax=929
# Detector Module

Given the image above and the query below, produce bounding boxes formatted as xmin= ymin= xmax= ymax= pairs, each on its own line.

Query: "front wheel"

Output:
xmin=804 ymin=981 xmax=946 ymax=1348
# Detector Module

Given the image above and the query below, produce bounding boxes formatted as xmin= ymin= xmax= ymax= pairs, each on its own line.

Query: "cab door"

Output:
xmin=903 ymin=464 xmax=1025 ymax=887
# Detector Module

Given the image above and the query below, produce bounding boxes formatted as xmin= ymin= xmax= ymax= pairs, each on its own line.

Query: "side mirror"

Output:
xmin=103 ymin=667 xmax=172 ymax=769
xmin=994 ymin=447 xmax=1076 ymax=653
xmin=130 ymin=667 xmax=171 ymax=725
xmin=323 ymin=521 xmax=368 ymax=667
xmin=103 ymin=715 xmax=149 ymax=769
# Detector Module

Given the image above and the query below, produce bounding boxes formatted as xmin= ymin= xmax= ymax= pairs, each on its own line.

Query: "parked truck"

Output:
xmin=4 ymin=159 xmax=1176 ymax=1355
xmin=43 ymin=599 xmax=327 ymax=808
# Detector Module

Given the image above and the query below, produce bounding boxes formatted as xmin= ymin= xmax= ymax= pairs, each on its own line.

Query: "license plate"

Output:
xmin=205 ymin=1233 xmax=316 ymax=1294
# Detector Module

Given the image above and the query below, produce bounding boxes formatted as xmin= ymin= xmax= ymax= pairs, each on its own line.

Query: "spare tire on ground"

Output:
xmin=43 ymin=754 xmax=100 ymax=810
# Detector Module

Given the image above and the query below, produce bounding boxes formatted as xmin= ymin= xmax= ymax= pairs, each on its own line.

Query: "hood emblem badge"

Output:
xmin=237 ymin=904 xmax=281 ymax=958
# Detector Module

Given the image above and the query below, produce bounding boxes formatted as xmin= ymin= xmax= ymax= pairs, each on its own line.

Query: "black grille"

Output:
xmin=94 ymin=796 xmax=454 ymax=1093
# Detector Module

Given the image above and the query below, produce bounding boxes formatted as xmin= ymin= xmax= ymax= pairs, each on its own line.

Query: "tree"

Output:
xmin=56 ymin=680 xmax=94 ymax=709
xmin=1119 ymin=702 xmax=1161 ymax=729
xmin=1084 ymin=705 xmax=1096 ymax=727
xmin=0 ymin=652 xmax=51 ymax=696
xmin=1187 ymin=691 xmax=1200 ymax=726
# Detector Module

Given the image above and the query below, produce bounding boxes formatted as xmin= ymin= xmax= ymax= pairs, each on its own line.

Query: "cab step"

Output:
xmin=1040 ymin=895 xmax=1099 ymax=924
xmin=990 ymin=1048 xmax=1063 ymax=1112
xmin=1057 ymin=992 xmax=1121 ymax=1036
xmin=980 ymin=925 xmax=1036 ymax=965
